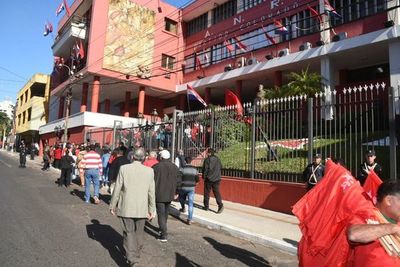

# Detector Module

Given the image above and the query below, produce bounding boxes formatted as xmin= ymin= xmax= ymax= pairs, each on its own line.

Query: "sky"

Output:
xmin=0 ymin=0 xmax=190 ymax=102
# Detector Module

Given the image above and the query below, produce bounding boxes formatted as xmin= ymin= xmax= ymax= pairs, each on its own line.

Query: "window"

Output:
xmin=186 ymin=13 xmax=208 ymax=36
xmin=211 ymin=41 xmax=233 ymax=64
xmin=18 ymin=114 xmax=21 ymax=126
xmin=184 ymin=54 xmax=195 ymax=73
xmin=243 ymin=0 xmax=265 ymax=11
xmin=165 ymin=18 xmax=178 ymax=34
xmin=25 ymin=91 xmax=28 ymax=103
xmin=27 ymin=108 xmax=32 ymax=121
xmin=161 ymin=54 xmax=175 ymax=70
xmin=330 ymin=0 xmax=387 ymax=26
xmin=212 ymin=0 xmax=237 ymax=25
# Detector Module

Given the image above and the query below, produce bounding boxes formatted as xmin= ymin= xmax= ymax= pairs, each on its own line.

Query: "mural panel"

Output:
xmin=104 ymin=0 xmax=155 ymax=76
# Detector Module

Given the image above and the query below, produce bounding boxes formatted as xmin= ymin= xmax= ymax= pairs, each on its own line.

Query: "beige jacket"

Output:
xmin=110 ymin=161 xmax=155 ymax=218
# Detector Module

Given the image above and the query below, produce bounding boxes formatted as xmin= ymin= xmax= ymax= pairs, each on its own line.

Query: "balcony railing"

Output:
xmin=52 ymin=15 xmax=87 ymax=58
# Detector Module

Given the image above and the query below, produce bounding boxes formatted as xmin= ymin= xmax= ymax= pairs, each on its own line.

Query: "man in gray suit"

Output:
xmin=110 ymin=148 xmax=156 ymax=267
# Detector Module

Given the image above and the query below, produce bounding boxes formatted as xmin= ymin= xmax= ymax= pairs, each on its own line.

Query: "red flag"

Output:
xmin=63 ymin=0 xmax=71 ymax=16
xmin=233 ymin=36 xmax=247 ymax=52
xmin=262 ymin=26 xmax=276 ymax=45
xmin=195 ymin=54 xmax=202 ymax=71
xmin=79 ymin=39 xmax=85 ymax=59
xmin=363 ymin=170 xmax=383 ymax=204
xmin=225 ymin=90 xmax=243 ymax=117
xmin=293 ymin=160 xmax=377 ymax=267
xmin=308 ymin=6 xmax=322 ymax=23
xmin=223 ymin=39 xmax=234 ymax=53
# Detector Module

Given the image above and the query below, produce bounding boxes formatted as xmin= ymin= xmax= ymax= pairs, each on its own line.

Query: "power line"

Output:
xmin=0 ymin=66 xmax=27 ymax=82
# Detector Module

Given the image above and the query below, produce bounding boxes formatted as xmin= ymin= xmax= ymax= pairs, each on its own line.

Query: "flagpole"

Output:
xmin=186 ymin=92 xmax=191 ymax=112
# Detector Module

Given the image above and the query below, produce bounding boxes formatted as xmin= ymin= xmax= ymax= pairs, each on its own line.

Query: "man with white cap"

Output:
xmin=152 ymin=150 xmax=181 ymax=242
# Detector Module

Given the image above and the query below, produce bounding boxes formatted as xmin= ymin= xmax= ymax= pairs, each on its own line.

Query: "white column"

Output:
xmin=321 ymin=56 xmax=335 ymax=119
xmin=319 ymin=0 xmax=331 ymax=43
xmin=389 ymin=40 xmax=400 ymax=113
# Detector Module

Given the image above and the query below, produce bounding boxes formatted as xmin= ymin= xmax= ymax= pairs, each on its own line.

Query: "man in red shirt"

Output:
xmin=53 ymin=144 xmax=63 ymax=169
xmin=143 ymin=151 xmax=158 ymax=167
xmin=347 ymin=180 xmax=400 ymax=266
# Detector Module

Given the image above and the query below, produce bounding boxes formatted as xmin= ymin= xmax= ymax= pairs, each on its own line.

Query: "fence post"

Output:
xmin=210 ymin=109 xmax=215 ymax=148
xmin=308 ymin=98 xmax=314 ymax=164
xmin=250 ymin=101 xmax=256 ymax=178
xmin=112 ymin=120 xmax=122 ymax=149
xmin=172 ymin=109 xmax=183 ymax=163
xmin=388 ymin=86 xmax=397 ymax=179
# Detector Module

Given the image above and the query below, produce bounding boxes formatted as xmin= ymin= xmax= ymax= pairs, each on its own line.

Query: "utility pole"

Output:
xmin=63 ymin=87 xmax=72 ymax=143
xmin=58 ymin=63 xmax=77 ymax=144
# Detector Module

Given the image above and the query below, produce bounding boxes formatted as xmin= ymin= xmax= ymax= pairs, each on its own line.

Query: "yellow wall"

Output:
xmin=16 ymin=73 xmax=51 ymax=134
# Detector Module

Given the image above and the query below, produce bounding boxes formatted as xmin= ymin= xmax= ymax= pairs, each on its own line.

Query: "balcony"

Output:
xmin=52 ymin=16 xmax=87 ymax=58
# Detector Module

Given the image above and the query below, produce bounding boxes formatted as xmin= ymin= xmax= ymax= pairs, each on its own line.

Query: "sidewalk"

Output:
xmin=1 ymin=150 xmax=301 ymax=255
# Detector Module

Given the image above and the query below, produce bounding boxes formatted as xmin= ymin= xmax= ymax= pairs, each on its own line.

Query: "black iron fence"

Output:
xmin=173 ymin=83 xmax=399 ymax=183
xmin=87 ymin=83 xmax=399 ymax=184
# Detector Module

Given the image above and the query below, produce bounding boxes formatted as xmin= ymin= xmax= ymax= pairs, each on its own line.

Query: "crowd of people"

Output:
xmin=16 ymin=140 xmax=223 ymax=267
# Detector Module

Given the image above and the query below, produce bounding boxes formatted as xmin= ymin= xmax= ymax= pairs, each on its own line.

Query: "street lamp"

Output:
xmin=54 ymin=125 xmax=63 ymax=140
xmin=136 ymin=109 xmax=158 ymax=151
xmin=57 ymin=64 xmax=74 ymax=144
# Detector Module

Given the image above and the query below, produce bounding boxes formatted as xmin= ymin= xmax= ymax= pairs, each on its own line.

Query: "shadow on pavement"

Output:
xmin=70 ymin=189 xmax=86 ymax=201
xmin=175 ymin=252 xmax=202 ymax=267
xmin=86 ymin=219 xmax=129 ymax=267
xmin=203 ymin=236 xmax=271 ymax=267
xmin=101 ymin=193 xmax=111 ymax=205
xmin=144 ymin=221 xmax=160 ymax=239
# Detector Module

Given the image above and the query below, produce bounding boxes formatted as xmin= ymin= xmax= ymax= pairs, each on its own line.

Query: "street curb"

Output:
xmin=169 ymin=208 xmax=298 ymax=255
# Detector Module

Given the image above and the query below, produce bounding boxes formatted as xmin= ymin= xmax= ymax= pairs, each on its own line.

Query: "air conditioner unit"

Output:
xmin=265 ymin=54 xmax=274 ymax=60
xmin=246 ymin=57 xmax=258 ymax=65
xmin=332 ymin=32 xmax=347 ymax=42
xmin=236 ymin=57 xmax=246 ymax=68
xmin=278 ymin=48 xmax=289 ymax=57
xmin=224 ymin=64 xmax=233 ymax=72
xmin=299 ymin=42 xmax=312 ymax=51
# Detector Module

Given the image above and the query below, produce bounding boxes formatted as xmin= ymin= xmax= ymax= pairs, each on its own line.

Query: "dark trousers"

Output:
xmin=120 ymin=217 xmax=146 ymax=265
xmin=43 ymin=159 xmax=50 ymax=170
xmin=59 ymin=168 xmax=72 ymax=186
xmin=203 ymin=180 xmax=223 ymax=209
xmin=19 ymin=154 xmax=26 ymax=166
xmin=53 ymin=159 xmax=61 ymax=169
xmin=156 ymin=202 xmax=171 ymax=238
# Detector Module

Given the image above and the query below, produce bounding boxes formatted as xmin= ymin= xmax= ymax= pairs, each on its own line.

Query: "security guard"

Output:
xmin=303 ymin=153 xmax=325 ymax=190
xmin=19 ymin=140 xmax=27 ymax=168
xmin=357 ymin=149 xmax=382 ymax=186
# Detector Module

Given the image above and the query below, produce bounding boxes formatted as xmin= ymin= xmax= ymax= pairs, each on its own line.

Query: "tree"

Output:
xmin=285 ymin=67 xmax=322 ymax=97
xmin=258 ymin=67 xmax=323 ymax=99
xmin=0 ymin=112 xmax=11 ymax=135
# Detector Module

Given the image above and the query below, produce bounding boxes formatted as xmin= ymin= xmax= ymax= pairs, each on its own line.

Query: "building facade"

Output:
xmin=15 ymin=73 xmax=51 ymax=147
xmin=38 ymin=0 xmax=400 ymax=212
xmin=178 ymin=0 xmax=399 ymax=103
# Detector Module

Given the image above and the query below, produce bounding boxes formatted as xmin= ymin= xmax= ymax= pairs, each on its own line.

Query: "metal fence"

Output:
xmin=172 ymin=82 xmax=399 ymax=183
xmin=88 ymin=83 xmax=399 ymax=183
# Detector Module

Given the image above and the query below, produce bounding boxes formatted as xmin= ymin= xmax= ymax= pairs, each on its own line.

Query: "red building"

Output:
xmin=39 ymin=0 xmax=400 ymax=212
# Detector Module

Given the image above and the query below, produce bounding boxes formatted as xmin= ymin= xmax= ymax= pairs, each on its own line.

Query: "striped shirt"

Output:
xmin=81 ymin=151 xmax=103 ymax=175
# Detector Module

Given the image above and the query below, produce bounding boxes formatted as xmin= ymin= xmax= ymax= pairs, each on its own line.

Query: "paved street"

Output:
xmin=0 ymin=152 xmax=297 ymax=267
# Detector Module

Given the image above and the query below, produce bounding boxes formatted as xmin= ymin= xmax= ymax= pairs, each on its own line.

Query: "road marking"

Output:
xmin=0 ymin=159 xmax=12 ymax=168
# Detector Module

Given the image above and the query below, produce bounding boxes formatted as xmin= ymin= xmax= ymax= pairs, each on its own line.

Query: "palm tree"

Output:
xmin=257 ymin=67 xmax=323 ymax=100
xmin=285 ymin=67 xmax=322 ymax=97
